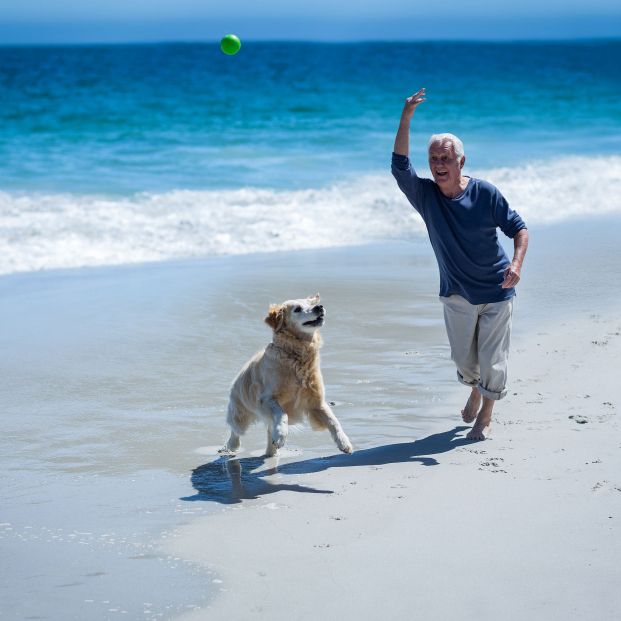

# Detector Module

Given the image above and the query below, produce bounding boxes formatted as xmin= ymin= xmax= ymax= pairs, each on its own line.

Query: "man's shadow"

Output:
xmin=182 ymin=426 xmax=472 ymax=504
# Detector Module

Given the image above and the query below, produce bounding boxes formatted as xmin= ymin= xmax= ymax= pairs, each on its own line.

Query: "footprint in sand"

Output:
xmin=592 ymin=481 xmax=621 ymax=494
xmin=569 ymin=414 xmax=588 ymax=424
xmin=478 ymin=457 xmax=506 ymax=473
xmin=597 ymin=402 xmax=616 ymax=423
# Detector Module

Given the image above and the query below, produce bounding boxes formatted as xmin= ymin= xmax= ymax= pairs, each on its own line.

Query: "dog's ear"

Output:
xmin=265 ymin=304 xmax=286 ymax=332
xmin=308 ymin=292 xmax=320 ymax=305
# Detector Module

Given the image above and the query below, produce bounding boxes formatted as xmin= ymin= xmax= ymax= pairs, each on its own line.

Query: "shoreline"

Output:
xmin=1 ymin=216 xmax=620 ymax=619
xmin=167 ymin=285 xmax=621 ymax=621
xmin=166 ymin=216 xmax=621 ymax=619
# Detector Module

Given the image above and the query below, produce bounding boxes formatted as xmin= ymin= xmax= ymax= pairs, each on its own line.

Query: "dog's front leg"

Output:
xmin=310 ymin=403 xmax=353 ymax=454
xmin=260 ymin=396 xmax=288 ymax=454
xmin=265 ymin=426 xmax=278 ymax=457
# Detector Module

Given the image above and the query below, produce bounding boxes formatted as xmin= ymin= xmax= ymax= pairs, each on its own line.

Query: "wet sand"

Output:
xmin=1 ymin=217 xmax=620 ymax=619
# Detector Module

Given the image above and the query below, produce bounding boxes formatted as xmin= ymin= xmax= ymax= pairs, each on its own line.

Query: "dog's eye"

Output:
xmin=293 ymin=306 xmax=302 ymax=313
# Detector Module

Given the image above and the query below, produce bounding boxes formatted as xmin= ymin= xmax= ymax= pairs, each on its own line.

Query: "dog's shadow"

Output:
xmin=182 ymin=426 xmax=472 ymax=504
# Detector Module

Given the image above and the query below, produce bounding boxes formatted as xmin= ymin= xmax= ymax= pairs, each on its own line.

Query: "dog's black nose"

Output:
xmin=314 ymin=304 xmax=324 ymax=313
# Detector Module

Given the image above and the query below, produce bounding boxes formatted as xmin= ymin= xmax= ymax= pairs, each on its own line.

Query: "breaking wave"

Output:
xmin=1 ymin=155 xmax=620 ymax=275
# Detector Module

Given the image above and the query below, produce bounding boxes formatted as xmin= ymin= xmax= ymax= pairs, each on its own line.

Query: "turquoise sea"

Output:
xmin=2 ymin=39 xmax=621 ymax=621
xmin=1 ymin=40 xmax=620 ymax=274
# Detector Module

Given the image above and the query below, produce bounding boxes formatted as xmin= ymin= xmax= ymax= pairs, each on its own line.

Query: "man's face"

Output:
xmin=428 ymin=141 xmax=465 ymax=189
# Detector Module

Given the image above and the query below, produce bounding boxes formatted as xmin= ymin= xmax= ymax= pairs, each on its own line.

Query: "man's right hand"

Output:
xmin=402 ymin=88 xmax=426 ymax=119
xmin=394 ymin=88 xmax=426 ymax=157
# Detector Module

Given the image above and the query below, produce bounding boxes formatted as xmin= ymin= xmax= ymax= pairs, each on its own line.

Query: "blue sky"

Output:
xmin=0 ymin=0 xmax=620 ymax=43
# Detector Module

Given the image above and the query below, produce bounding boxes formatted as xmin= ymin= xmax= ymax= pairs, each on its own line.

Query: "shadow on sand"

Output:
xmin=182 ymin=426 xmax=472 ymax=504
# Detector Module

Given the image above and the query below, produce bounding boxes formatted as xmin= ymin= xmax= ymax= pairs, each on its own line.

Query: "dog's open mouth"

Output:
xmin=303 ymin=315 xmax=325 ymax=327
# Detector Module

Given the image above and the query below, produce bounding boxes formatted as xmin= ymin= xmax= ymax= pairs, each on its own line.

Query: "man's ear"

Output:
xmin=265 ymin=304 xmax=285 ymax=332
xmin=460 ymin=156 xmax=466 ymax=169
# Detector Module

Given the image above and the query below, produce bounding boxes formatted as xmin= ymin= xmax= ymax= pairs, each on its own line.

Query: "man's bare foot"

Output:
xmin=466 ymin=406 xmax=492 ymax=440
xmin=461 ymin=388 xmax=481 ymax=423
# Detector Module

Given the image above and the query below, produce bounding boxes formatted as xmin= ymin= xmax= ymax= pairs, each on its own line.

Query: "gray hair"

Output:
xmin=428 ymin=133 xmax=465 ymax=159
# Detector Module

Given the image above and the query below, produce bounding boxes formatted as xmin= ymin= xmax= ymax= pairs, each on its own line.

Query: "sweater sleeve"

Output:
xmin=391 ymin=152 xmax=426 ymax=218
xmin=492 ymin=190 xmax=527 ymax=239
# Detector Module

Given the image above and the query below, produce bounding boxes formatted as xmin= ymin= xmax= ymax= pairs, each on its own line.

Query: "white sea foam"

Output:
xmin=1 ymin=155 xmax=620 ymax=276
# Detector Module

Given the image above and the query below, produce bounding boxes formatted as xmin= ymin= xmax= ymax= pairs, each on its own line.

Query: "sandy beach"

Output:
xmin=2 ymin=33 xmax=621 ymax=621
xmin=1 ymin=217 xmax=620 ymax=619
xmin=171 ymin=309 xmax=621 ymax=620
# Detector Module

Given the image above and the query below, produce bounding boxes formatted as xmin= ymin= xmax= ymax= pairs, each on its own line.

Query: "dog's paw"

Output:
xmin=272 ymin=424 xmax=288 ymax=449
xmin=337 ymin=434 xmax=353 ymax=454
xmin=218 ymin=445 xmax=236 ymax=455
xmin=272 ymin=434 xmax=287 ymax=449
xmin=265 ymin=445 xmax=279 ymax=457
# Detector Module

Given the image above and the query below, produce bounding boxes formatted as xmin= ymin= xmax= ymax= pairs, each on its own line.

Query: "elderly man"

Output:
xmin=392 ymin=88 xmax=529 ymax=440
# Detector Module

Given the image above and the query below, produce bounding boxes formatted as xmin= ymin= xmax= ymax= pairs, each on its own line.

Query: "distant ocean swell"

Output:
xmin=1 ymin=155 xmax=620 ymax=276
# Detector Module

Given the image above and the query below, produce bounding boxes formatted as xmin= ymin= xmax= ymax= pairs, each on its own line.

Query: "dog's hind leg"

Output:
xmin=309 ymin=403 xmax=353 ymax=454
xmin=220 ymin=400 xmax=251 ymax=454
xmin=259 ymin=396 xmax=288 ymax=455
xmin=219 ymin=431 xmax=241 ymax=455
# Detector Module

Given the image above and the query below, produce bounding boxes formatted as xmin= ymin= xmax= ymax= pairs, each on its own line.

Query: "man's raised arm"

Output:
xmin=393 ymin=87 xmax=426 ymax=157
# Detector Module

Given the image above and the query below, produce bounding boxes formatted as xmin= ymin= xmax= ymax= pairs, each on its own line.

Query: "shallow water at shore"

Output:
xmin=2 ymin=217 xmax=621 ymax=618
xmin=0 ymin=240 xmax=452 ymax=619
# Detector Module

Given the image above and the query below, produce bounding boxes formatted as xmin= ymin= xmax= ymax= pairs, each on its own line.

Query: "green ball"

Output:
xmin=220 ymin=34 xmax=241 ymax=56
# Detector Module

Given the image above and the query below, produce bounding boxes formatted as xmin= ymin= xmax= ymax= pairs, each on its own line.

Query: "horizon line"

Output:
xmin=1 ymin=35 xmax=620 ymax=48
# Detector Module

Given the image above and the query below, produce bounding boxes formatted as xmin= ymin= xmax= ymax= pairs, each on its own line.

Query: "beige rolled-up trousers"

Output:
xmin=440 ymin=294 xmax=513 ymax=400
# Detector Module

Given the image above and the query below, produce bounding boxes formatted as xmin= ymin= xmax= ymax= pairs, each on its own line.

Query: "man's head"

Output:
xmin=427 ymin=133 xmax=466 ymax=192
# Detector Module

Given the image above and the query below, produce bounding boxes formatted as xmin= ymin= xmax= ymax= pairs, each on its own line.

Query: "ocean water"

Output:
xmin=2 ymin=40 xmax=621 ymax=618
xmin=1 ymin=40 xmax=620 ymax=275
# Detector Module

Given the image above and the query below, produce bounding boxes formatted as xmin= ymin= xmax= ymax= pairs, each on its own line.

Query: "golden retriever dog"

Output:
xmin=220 ymin=294 xmax=353 ymax=457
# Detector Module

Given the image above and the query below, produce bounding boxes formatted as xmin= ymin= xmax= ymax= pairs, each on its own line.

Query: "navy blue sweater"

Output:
xmin=392 ymin=152 xmax=527 ymax=305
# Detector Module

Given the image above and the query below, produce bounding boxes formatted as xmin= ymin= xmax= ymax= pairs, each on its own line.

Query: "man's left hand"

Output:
xmin=501 ymin=261 xmax=521 ymax=289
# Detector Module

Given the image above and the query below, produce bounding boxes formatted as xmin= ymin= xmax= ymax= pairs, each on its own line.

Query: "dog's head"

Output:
xmin=265 ymin=293 xmax=325 ymax=338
